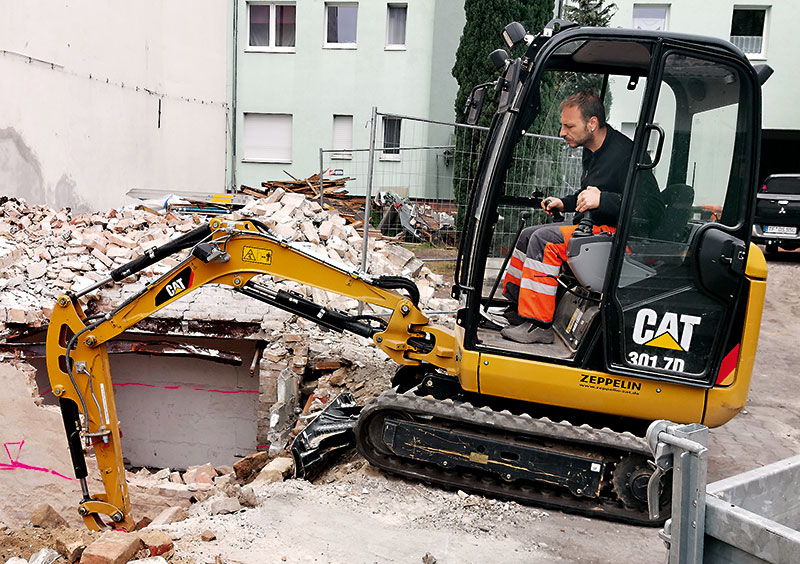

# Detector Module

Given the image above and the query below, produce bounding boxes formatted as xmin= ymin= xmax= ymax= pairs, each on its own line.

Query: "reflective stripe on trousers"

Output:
xmin=502 ymin=223 xmax=615 ymax=324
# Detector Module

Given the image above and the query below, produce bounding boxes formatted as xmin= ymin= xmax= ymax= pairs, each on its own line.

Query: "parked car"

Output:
xmin=752 ymin=174 xmax=800 ymax=253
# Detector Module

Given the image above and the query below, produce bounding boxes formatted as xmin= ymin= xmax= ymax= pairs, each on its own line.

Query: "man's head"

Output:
xmin=558 ymin=91 xmax=606 ymax=149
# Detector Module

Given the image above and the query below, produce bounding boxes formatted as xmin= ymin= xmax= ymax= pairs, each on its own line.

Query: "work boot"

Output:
xmin=502 ymin=308 xmax=526 ymax=326
xmin=500 ymin=321 xmax=555 ymax=344
xmin=483 ymin=305 xmax=526 ymax=328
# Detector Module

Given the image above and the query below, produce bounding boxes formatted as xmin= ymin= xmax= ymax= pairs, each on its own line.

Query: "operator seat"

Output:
xmin=564 ymin=183 xmax=695 ymax=292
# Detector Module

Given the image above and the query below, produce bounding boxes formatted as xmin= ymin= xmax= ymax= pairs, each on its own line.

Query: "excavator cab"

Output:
xmin=453 ymin=20 xmax=768 ymax=427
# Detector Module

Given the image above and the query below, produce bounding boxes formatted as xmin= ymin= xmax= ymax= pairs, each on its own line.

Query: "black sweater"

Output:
xmin=560 ymin=125 xmax=637 ymax=227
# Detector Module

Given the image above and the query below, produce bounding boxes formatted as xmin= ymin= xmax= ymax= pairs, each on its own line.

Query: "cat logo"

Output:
xmin=242 ymin=246 xmax=272 ymax=265
xmin=154 ymin=267 xmax=194 ymax=307
xmin=632 ymin=308 xmax=701 ymax=352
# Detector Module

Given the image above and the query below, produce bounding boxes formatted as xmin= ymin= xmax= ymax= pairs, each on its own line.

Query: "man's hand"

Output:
xmin=541 ymin=197 xmax=564 ymax=216
xmin=576 ymin=186 xmax=601 ymax=213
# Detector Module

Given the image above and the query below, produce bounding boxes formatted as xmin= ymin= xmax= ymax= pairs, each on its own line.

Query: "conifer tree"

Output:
xmin=563 ymin=0 xmax=617 ymax=27
xmin=451 ymin=1 xmax=552 ymax=226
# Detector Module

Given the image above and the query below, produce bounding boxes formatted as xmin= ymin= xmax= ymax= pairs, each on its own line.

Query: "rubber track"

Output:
xmin=355 ymin=389 xmax=665 ymax=526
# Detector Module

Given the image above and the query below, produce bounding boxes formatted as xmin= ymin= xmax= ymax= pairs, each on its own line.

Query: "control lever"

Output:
xmin=531 ymin=191 xmax=563 ymax=223
xmin=572 ymin=210 xmax=594 ymax=238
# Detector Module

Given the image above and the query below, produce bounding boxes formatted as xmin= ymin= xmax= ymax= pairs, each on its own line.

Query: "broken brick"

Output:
xmin=137 ymin=529 xmax=174 ymax=558
xmin=80 ymin=530 xmax=142 ymax=564
xmin=233 ymin=451 xmax=270 ymax=481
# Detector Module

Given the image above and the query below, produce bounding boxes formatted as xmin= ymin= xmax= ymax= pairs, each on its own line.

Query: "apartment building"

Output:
xmin=610 ymin=1 xmax=800 ymax=180
xmin=229 ymin=1 xmax=466 ymax=196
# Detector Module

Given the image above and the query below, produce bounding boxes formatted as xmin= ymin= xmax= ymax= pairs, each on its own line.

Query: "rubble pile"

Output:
xmin=0 ymin=193 xmax=456 ymax=337
xmin=241 ymin=172 xmax=366 ymax=226
xmin=0 ymin=193 xmax=462 ymax=563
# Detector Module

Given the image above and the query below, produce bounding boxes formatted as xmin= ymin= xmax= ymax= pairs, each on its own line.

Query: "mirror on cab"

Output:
xmin=464 ymin=84 xmax=488 ymax=126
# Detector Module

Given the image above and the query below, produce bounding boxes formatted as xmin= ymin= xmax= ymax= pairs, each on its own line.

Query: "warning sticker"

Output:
xmin=242 ymin=246 xmax=272 ymax=265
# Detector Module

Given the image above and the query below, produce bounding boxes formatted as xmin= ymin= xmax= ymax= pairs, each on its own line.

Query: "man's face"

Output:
xmin=559 ymin=105 xmax=591 ymax=148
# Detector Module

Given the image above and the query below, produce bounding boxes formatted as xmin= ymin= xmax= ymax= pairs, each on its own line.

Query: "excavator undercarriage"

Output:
xmin=357 ymin=371 xmax=667 ymax=525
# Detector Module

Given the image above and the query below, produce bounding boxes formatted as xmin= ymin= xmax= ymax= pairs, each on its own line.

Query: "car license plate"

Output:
xmin=765 ymin=225 xmax=797 ymax=235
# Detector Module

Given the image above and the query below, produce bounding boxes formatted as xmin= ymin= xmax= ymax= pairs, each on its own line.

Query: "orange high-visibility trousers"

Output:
xmin=502 ymin=223 xmax=614 ymax=324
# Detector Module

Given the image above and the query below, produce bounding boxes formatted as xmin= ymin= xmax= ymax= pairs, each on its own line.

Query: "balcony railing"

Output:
xmin=730 ymin=35 xmax=764 ymax=55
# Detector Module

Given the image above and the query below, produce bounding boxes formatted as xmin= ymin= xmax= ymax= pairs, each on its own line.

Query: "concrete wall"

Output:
xmin=0 ymin=1 xmax=230 ymax=212
xmin=610 ymin=0 xmax=800 ymax=131
xmin=32 ymin=335 xmax=259 ymax=471
xmin=232 ymin=0 xmax=465 ymax=195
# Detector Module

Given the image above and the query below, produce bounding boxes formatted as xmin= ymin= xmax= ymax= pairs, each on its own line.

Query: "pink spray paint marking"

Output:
xmin=16 ymin=384 xmax=256 ymax=480
xmin=0 ymin=440 xmax=76 ymax=481
xmin=40 ymin=382 xmax=258 ymax=397
xmin=115 ymin=382 xmax=258 ymax=394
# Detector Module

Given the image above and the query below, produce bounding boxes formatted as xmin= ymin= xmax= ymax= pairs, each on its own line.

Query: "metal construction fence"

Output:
xmin=318 ymin=108 xmax=583 ymax=271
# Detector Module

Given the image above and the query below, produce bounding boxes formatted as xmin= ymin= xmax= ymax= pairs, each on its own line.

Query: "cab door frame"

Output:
xmin=601 ymin=40 xmax=761 ymax=387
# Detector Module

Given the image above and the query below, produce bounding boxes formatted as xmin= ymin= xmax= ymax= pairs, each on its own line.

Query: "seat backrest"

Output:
xmin=655 ymin=183 xmax=695 ymax=242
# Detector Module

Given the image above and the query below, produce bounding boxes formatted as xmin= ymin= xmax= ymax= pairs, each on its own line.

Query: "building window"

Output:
xmin=386 ymin=4 xmax=407 ymax=49
xmin=248 ymin=3 xmax=296 ymax=51
xmin=382 ymin=117 xmax=401 ymax=160
xmin=730 ymin=7 xmax=767 ymax=58
xmin=243 ymin=113 xmax=292 ymax=163
xmin=632 ymin=5 xmax=668 ymax=31
xmin=332 ymin=115 xmax=353 ymax=159
xmin=325 ymin=3 xmax=358 ymax=48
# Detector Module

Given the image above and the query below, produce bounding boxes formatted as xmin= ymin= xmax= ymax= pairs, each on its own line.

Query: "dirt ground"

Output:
xmin=2 ymin=250 xmax=799 ymax=564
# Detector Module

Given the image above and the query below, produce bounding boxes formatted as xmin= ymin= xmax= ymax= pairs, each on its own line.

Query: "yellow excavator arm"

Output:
xmin=46 ymin=217 xmax=455 ymax=530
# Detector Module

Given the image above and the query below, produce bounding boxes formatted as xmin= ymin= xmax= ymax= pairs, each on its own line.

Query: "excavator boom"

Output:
xmin=46 ymin=217 xmax=455 ymax=530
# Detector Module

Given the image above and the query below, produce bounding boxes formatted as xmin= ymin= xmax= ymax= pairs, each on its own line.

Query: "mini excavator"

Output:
xmin=47 ymin=19 xmax=772 ymax=531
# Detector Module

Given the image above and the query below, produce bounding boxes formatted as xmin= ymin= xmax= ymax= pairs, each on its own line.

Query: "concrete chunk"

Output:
xmin=264 ymin=187 xmax=285 ymax=203
xmin=300 ymin=221 xmax=320 ymax=244
xmin=318 ymin=219 xmax=335 ymax=241
xmin=30 ymin=503 xmax=68 ymax=529
xmin=148 ymin=506 xmax=187 ymax=527
xmin=29 ymin=548 xmax=61 ymax=564
xmin=182 ymin=463 xmax=217 ymax=484
xmin=208 ymin=496 xmax=242 ymax=515
xmin=253 ymin=456 xmax=294 ymax=484
xmin=55 ymin=538 xmax=87 ymax=562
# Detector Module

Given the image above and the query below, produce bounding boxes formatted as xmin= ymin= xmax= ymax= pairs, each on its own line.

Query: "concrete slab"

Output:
xmin=0 ymin=362 xmax=84 ymax=527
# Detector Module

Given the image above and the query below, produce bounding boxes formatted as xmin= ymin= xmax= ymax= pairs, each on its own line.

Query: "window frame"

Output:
xmin=331 ymin=114 xmax=354 ymax=160
xmin=729 ymin=6 xmax=769 ymax=60
xmin=246 ymin=2 xmax=297 ymax=53
xmin=324 ymin=2 xmax=359 ymax=50
xmin=631 ymin=4 xmax=669 ymax=31
xmin=380 ymin=116 xmax=402 ymax=161
xmin=385 ymin=3 xmax=408 ymax=51
xmin=242 ymin=113 xmax=293 ymax=164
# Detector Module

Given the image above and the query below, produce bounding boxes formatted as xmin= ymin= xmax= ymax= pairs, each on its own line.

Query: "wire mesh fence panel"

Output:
xmin=319 ymin=110 xmax=582 ymax=259
xmin=491 ymin=134 xmax=582 ymax=255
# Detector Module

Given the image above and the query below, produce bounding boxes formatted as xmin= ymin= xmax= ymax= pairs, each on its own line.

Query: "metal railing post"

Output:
xmin=358 ymin=106 xmax=379 ymax=315
xmin=361 ymin=106 xmax=378 ymax=272
xmin=318 ymin=148 xmax=325 ymax=208
xmin=647 ymin=420 xmax=709 ymax=564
